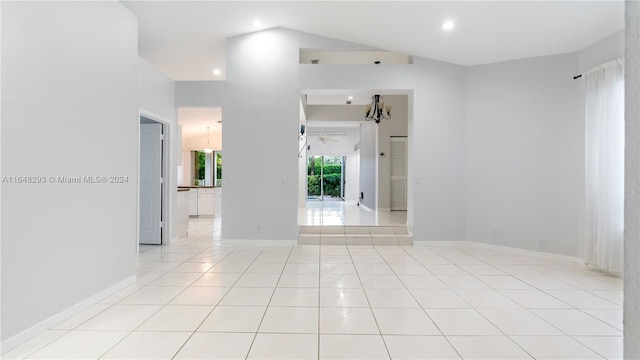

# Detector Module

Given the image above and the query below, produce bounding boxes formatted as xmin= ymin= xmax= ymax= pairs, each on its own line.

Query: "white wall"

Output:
xmin=377 ymin=95 xmax=408 ymax=210
xmin=463 ymin=31 xmax=624 ymax=258
xmin=174 ymin=26 xmax=625 ymax=254
xmin=578 ymin=30 xmax=624 ymax=74
xmin=138 ymin=58 xmax=177 ymax=122
xmin=299 ymin=58 xmax=468 ymax=241
xmin=220 ymin=28 xmax=377 ymax=241
xmin=180 ymin=150 xmax=192 ymax=186
xmin=624 ymin=1 xmax=640 ymax=357
xmin=359 ymin=122 xmax=377 ymax=209
xmin=222 ymin=29 xmax=300 ymax=240
xmin=306 ymin=103 xmax=363 ymax=122
xmin=1 ymin=1 xmax=138 ymax=342
xmin=175 ymin=81 xmax=226 ymax=107
xmin=137 ymin=58 xmax=179 ymax=240
xmin=466 ymin=53 xmax=583 ymax=257
xmin=178 ymin=37 xmax=470 ymax=241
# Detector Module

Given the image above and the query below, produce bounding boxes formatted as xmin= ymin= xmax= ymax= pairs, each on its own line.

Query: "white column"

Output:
xmin=624 ymin=0 xmax=640 ymax=358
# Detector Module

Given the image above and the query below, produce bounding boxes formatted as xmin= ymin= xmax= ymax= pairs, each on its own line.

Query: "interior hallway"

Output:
xmin=2 ymin=217 xmax=623 ymax=359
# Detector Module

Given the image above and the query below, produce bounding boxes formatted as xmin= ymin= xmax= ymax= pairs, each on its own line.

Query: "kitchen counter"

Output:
xmin=179 ymin=187 xmax=222 ymax=217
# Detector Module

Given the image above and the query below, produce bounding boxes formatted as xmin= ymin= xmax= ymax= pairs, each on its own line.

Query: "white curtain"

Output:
xmin=585 ymin=58 xmax=625 ymax=273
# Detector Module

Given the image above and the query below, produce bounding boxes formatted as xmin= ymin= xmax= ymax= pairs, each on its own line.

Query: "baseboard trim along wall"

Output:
xmin=0 ymin=275 xmax=137 ymax=355
xmin=221 ymin=239 xmax=298 ymax=246
xmin=414 ymin=240 xmax=585 ymax=265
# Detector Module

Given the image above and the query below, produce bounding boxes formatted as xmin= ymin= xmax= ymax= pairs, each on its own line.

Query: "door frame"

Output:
xmin=137 ymin=109 xmax=172 ymax=250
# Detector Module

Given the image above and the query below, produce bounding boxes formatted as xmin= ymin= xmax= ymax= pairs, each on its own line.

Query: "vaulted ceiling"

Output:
xmin=122 ymin=1 xmax=624 ymax=81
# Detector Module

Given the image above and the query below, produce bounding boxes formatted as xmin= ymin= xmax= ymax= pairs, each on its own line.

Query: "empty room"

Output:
xmin=2 ymin=1 xmax=640 ymax=359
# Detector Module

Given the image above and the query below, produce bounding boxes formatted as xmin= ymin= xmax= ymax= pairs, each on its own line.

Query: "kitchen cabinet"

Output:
xmin=188 ymin=189 xmax=198 ymax=216
xmin=176 ymin=190 xmax=189 ymax=238
xmin=213 ymin=187 xmax=222 ymax=216
xmin=197 ymin=188 xmax=215 ymax=216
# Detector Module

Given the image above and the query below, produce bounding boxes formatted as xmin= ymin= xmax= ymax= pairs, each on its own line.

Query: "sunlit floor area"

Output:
xmin=299 ymin=200 xmax=407 ymax=226
xmin=3 ymin=216 xmax=623 ymax=359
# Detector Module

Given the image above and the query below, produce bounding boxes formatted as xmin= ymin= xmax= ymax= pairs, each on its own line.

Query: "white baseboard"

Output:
xmin=413 ymin=240 xmax=467 ymax=246
xmin=465 ymin=241 xmax=584 ymax=264
xmin=0 ymin=275 xmax=136 ymax=355
xmin=413 ymin=240 xmax=584 ymax=264
xmin=221 ymin=239 xmax=298 ymax=245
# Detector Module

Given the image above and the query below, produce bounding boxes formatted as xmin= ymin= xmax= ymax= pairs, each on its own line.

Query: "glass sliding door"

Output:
xmin=307 ymin=156 xmax=322 ymax=200
xmin=307 ymin=155 xmax=344 ymax=201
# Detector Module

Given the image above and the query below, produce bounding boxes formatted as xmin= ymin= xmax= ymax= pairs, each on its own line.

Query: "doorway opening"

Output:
xmin=307 ymin=155 xmax=345 ymax=201
xmin=139 ymin=114 xmax=170 ymax=245
xmin=297 ymin=90 xmax=411 ymax=230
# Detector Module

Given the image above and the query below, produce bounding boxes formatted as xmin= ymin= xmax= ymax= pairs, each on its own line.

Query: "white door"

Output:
xmin=356 ymin=150 xmax=361 ymax=203
xmin=390 ymin=137 xmax=408 ymax=211
xmin=140 ymin=123 xmax=163 ymax=244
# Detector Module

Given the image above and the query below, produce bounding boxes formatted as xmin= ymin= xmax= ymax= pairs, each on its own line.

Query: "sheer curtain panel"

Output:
xmin=585 ymin=58 xmax=625 ymax=273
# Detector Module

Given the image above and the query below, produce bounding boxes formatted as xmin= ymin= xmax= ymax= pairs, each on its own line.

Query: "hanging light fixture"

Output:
xmin=203 ymin=126 xmax=213 ymax=153
xmin=364 ymin=94 xmax=391 ymax=124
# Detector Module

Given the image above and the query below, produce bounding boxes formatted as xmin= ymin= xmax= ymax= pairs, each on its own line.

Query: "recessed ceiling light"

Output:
xmin=252 ymin=20 xmax=263 ymax=28
xmin=442 ymin=21 xmax=455 ymax=30
xmin=212 ymin=68 xmax=221 ymax=76
xmin=347 ymin=96 xmax=353 ymax=100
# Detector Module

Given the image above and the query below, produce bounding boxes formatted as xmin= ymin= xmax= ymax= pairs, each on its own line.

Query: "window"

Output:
xmin=214 ymin=151 xmax=222 ymax=187
xmin=192 ymin=150 xmax=222 ymax=186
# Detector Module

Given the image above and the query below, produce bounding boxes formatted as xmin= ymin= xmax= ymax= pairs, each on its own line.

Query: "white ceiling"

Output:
xmin=122 ymin=1 xmax=624 ymax=81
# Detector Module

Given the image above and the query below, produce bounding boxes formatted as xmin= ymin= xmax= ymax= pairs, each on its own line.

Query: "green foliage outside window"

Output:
xmin=307 ymin=156 xmax=342 ymax=198
xmin=195 ymin=151 xmax=206 ymax=181
xmin=215 ymin=152 xmax=222 ymax=186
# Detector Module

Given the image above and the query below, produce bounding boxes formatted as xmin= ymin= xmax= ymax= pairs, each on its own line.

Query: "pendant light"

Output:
xmin=203 ymin=126 xmax=213 ymax=153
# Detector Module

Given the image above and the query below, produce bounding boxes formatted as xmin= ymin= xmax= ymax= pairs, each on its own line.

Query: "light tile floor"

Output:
xmin=4 ymin=217 xmax=623 ymax=359
xmin=299 ymin=200 xmax=407 ymax=226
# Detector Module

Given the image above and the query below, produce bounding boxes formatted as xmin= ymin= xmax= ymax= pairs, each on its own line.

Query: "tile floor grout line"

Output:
xmin=453 ymin=245 xmax=621 ymax=357
xmin=345 ymin=244 xmax=392 ymax=360
xmin=436 ymin=245 xmax=570 ymax=359
xmin=317 ymin=244 xmax=322 ymax=360
xmin=46 ymin=241 xmax=230 ymax=360
xmin=170 ymin=243 xmax=257 ymax=360
xmin=243 ymin=244 xmax=295 ymax=360
xmin=382 ymin=244 xmax=465 ymax=360
xmin=95 ymin=242 xmax=244 ymax=360
xmin=496 ymin=267 xmax=624 ymax=333
xmin=398 ymin=243 xmax=573 ymax=358
xmin=568 ymin=334 xmax=621 ymax=359
xmin=17 ymin=215 xmax=623 ymax=359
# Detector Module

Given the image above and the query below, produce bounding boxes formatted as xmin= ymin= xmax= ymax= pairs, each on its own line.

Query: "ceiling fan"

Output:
xmin=313 ymin=134 xmax=340 ymax=144
xmin=308 ymin=125 xmax=345 ymax=144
